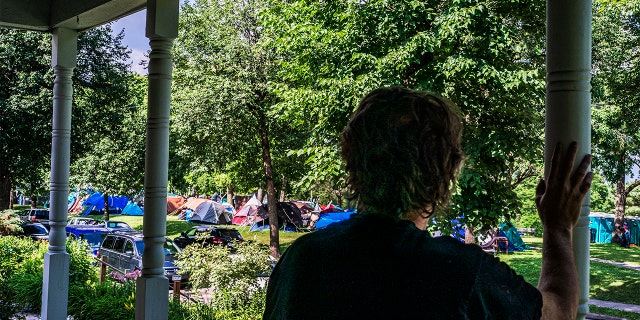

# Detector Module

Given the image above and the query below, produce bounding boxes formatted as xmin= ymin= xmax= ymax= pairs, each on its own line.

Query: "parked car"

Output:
xmin=97 ymin=230 xmax=185 ymax=285
xmin=173 ymin=225 xmax=244 ymax=250
xmin=66 ymin=224 xmax=110 ymax=255
xmin=20 ymin=222 xmax=49 ymax=241
xmin=67 ymin=217 xmax=97 ymax=225
xmin=19 ymin=208 xmax=50 ymax=224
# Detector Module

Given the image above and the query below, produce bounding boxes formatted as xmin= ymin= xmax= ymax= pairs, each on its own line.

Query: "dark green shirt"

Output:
xmin=264 ymin=214 xmax=542 ymax=319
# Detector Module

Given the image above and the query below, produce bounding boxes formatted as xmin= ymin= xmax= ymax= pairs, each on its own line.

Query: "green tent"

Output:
xmin=499 ymin=222 xmax=530 ymax=252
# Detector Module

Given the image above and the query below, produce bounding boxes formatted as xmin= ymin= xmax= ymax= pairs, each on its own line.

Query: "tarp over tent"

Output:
xmin=314 ymin=210 xmax=356 ymax=229
xmin=180 ymin=198 xmax=231 ymax=224
xmin=81 ymin=192 xmax=130 ymax=216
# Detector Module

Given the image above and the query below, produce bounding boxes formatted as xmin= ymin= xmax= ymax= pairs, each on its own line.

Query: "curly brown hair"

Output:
xmin=340 ymin=87 xmax=464 ymax=219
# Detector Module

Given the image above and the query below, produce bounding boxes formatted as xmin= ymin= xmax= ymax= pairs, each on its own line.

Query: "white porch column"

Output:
xmin=546 ymin=0 xmax=591 ymax=319
xmin=42 ymin=27 xmax=76 ymax=320
xmin=135 ymin=0 xmax=178 ymax=319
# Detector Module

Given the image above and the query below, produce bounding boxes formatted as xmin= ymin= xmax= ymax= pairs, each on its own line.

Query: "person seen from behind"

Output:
xmin=263 ymin=87 xmax=593 ymax=319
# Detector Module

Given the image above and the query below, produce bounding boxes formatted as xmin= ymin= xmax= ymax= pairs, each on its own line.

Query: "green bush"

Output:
xmin=0 ymin=209 xmax=23 ymax=235
xmin=68 ymin=281 xmax=136 ymax=320
xmin=173 ymin=241 xmax=272 ymax=319
xmin=167 ymin=289 xmax=266 ymax=320
xmin=0 ymin=236 xmax=100 ymax=317
xmin=515 ymin=210 xmax=543 ymax=237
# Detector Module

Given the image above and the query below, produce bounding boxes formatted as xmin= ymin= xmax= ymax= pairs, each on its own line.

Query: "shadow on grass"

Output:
xmin=590 ymin=261 xmax=640 ymax=305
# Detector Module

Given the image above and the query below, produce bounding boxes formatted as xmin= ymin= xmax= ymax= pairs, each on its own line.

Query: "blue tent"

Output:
xmin=122 ymin=202 xmax=144 ymax=216
xmin=81 ymin=192 xmax=130 ymax=216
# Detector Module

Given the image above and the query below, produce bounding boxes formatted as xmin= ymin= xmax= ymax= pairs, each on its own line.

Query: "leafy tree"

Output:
xmin=591 ymin=0 xmax=640 ymax=229
xmin=172 ymin=0 xmax=307 ymax=257
xmin=0 ymin=29 xmax=53 ymax=209
xmin=263 ymin=0 xmax=547 ymax=240
xmin=68 ymin=75 xmax=147 ymax=202
xmin=0 ymin=26 xmax=139 ymax=211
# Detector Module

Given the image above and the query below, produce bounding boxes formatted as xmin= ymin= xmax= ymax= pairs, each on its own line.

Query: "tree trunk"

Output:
xmin=29 ymin=183 xmax=36 ymax=209
xmin=614 ymin=177 xmax=626 ymax=231
xmin=103 ymin=193 xmax=110 ymax=221
xmin=9 ymin=188 xmax=14 ymax=209
xmin=279 ymin=178 xmax=286 ymax=202
xmin=226 ymin=185 xmax=234 ymax=206
xmin=464 ymin=225 xmax=476 ymax=244
xmin=0 ymin=164 xmax=10 ymax=210
xmin=258 ymin=113 xmax=280 ymax=259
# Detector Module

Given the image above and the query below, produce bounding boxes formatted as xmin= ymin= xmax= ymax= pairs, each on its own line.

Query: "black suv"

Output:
xmin=173 ymin=225 xmax=244 ymax=250
xmin=97 ymin=230 xmax=185 ymax=283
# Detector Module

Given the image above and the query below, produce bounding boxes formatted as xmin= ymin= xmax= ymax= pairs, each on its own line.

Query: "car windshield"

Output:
xmin=106 ymin=221 xmax=130 ymax=229
xmin=135 ymin=239 xmax=181 ymax=256
xmin=23 ymin=224 xmax=48 ymax=235
xmin=218 ymin=229 xmax=242 ymax=240
xmin=81 ymin=233 xmax=106 ymax=247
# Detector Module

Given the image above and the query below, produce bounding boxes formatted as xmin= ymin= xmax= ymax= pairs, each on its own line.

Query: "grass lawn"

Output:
xmin=502 ymin=237 xmax=640 ymax=319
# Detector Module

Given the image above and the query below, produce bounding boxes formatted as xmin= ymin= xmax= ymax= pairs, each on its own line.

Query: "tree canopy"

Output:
xmin=591 ymin=0 xmax=640 ymax=226
xmin=262 ymin=0 xmax=547 ymax=234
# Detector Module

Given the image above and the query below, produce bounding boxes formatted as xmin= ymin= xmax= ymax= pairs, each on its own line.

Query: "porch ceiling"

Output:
xmin=0 ymin=0 xmax=146 ymax=32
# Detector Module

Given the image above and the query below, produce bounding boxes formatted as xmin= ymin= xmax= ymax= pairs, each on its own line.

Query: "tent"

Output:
xmin=498 ymin=222 xmax=530 ymax=252
xmin=236 ymin=200 xmax=305 ymax=231
xmin=181 ymin=198 xmax=231 ymax=224
xmin=122 ymin=202 xmax=144 ymax=216
xmin=81 ymin=192 xmax=130 ymax=216
xmin=291 ymin=201 xmax=316 ymax=215
xmin=248 ymin=202 xmax=304 ymax=231
xmin=233 ymin=196 xmax=265 ymax=226
xmin=167 ymin=195 xmax=187 ymax=214
xmin=314 ymin=210 xmax=357 ymax=229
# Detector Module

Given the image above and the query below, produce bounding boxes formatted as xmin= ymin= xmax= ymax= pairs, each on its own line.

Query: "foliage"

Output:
xmin=175 ymin=241 xmax=271 ymax=294
xmin=0 ymin=236 xmax=99 ymax=316
xmin=591 ymin=0 xmax=640 ymax=222
xmin=0 ymin=25 xmax=139 ymax=209
xmin=513 ymin=172 xmax=615 ymax=236
xmin=262 ymin=0 xmax=547 ymax=233
xmin=168 ymin=290 xmax=266 ymax=320
xmin=590 ymin=173 xmax=615 ymax=213
xmin=0 ymin=29 xmax=53 ymax=208
xmin=171 ymin=0 xmax=307 ymax=199
xmin=0 ymin=209 xmax=22 ymax=235
xmin=68 ymin=281 xmax=136 ymax=320
xmin=69 ymin=73 xmax=147 ymax=199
